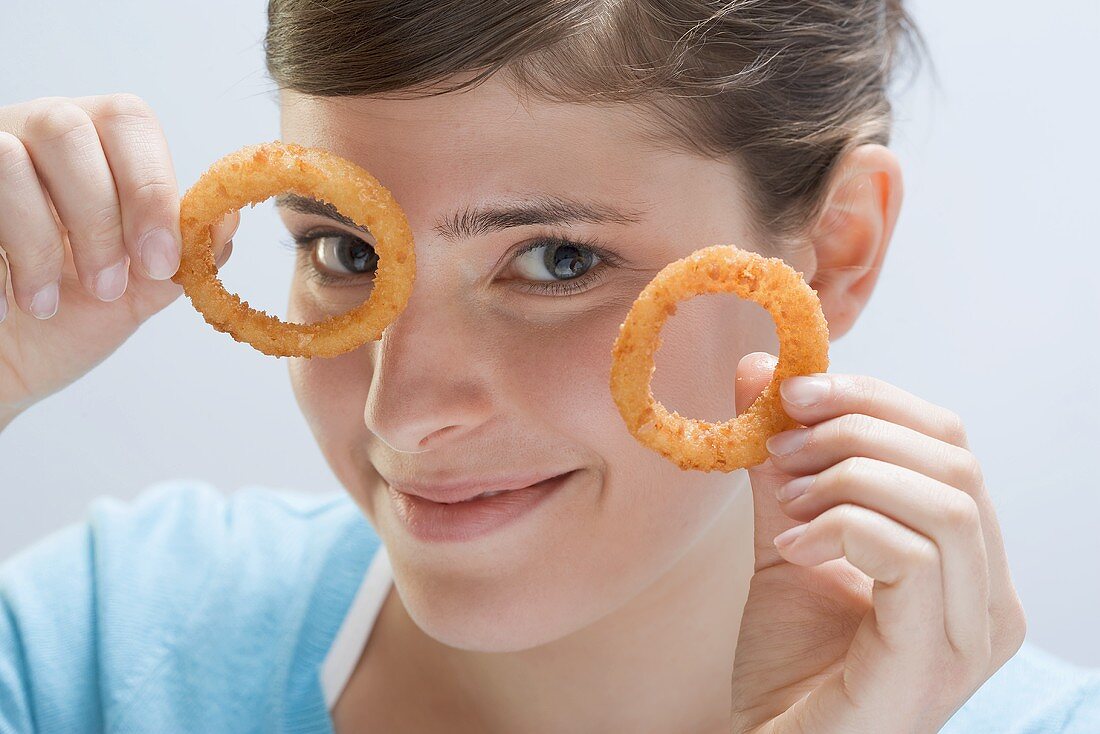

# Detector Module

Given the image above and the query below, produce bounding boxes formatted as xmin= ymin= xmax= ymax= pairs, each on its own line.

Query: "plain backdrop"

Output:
xmin=1 ymin=1 xmax=1098 ymax=667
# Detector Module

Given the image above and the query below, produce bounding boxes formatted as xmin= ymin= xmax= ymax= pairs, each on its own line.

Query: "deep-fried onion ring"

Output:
xmin=172 ymin=141 xmax=415 ymax=358
xmin=610 ymin=245 xmax=830 ymax=472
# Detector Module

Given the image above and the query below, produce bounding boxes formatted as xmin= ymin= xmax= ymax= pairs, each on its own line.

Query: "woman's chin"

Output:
xmin=398 ymin=583 xmax=583 ymax=652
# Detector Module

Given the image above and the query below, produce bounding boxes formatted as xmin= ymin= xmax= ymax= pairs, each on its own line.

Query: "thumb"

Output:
xmin=735 ymin=352 xmax=803 ymax=572
xmin=127 ymin=209 xmax=237 ymax=314
xmin=210 ymin=209 xmax=238 ymax=268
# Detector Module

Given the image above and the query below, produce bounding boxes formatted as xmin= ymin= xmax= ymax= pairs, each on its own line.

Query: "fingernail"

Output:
xmin=30 ymin=282 xmax=60 ymax=319
xmin=94 ymin=258 xmax=130 ymax=302
xmin=776 ymin=474 xmax=815 ymax=502
xmin=139 ymin=228 xmax=180 ymax=280
xmin=766 ymin=428 xmax=810 ymax=457
xmin=224 ymin=210 xmax=240 ymax=239
xmin=781 ymin=376 xmax=830 ymax=407
xmin=215 ymin=239 xmax=233 ymax=268
xmin=774 ymin=524 xmax=808 ymax=549
xmin=0 ymin=293 xmax=7 ymax=323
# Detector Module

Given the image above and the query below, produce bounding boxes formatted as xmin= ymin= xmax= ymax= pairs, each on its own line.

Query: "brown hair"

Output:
xmin=264 ymin=0 xmax=925 ymax=246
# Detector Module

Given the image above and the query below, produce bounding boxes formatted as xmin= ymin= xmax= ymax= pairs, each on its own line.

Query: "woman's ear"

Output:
xmin=804 ymin=143 xmax=903 ymax=341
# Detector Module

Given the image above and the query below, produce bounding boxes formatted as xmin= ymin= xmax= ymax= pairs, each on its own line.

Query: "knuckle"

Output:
xmin=833 ymin=413 xmax=875 ymax=444
xmin=942 ymin=408 xmax=969 ymax=446
xmin=96 ymin=92 xmax=153 ymax=121
xmin=8 ymin=240 xmax=62 ymax=282
xmin=902 ymin=535 xmax=940 ymax=571
xmin=940 ymin=491 xmax=981 ymax=529
xmin=822 ymin=502 xmax=861 ymax=531
xmin=78 ymin=202 xmax=124 ymax=250
xmin=0 ymin=131 xmax=30 ymax=174
xmin=0 ymin=130 xmax=23 ymax=159
xmin=127 ymin=177 xmax=176 ymax=208
xmin=846 ymin=373 xmax=885 ymax=406
xmin=832 ymin=455 xmax=872 ymax=486
xmin=13 ymin=96 xmax=65 ymax=122
xmin=947 ymin=448 xmax=985 ymax=490
xmin=27 ymin=95 xmax=68 ymax=109
xmin=24 ymin=101 xmax=93 ymax=143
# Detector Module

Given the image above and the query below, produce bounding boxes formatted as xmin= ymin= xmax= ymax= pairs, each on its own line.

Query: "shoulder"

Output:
xmin=3 ymin=478 xmax=373 ymax=623
xmin=943 ymin=640 xmax=1100 ymax=733
xmin=83 ymin=478 xmax=368 ymax=578
xmin=0 ymin=479 xmax=382 ymax=732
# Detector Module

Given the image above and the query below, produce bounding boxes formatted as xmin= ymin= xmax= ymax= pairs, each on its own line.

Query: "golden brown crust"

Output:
xmin=609 ymin=245 xmax=830 ymax=472
xmin=172 ymin=141 xmax=416 ymax=358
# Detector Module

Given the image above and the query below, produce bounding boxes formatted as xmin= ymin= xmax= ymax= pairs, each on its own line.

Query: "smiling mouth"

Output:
xmin=445 ymin=488 xmax=509 ymax=503
xmin=436 ymin=473 xmax=571 ymax=503
xmin=389 ymin=469 xmax=576 ymax=505
xmin=386 ymin=470 xmax=576 ymax=543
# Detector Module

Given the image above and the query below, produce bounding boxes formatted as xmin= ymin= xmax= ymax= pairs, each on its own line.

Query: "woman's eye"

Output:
xmin=510 ymin=240 xmax=601 ymax=283
xmin=503 ymin=240 xmax=616 ymax=299
xmin=291 ymin=232 xmax=379 ymax=283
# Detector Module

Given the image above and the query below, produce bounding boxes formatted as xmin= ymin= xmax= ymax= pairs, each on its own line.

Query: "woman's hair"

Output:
xmin=264 ymin=0 xmax=925 ymax=247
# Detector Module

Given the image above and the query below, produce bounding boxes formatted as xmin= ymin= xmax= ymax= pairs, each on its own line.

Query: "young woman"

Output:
xmin=1 ymin=1 xmax=1097 ymax=732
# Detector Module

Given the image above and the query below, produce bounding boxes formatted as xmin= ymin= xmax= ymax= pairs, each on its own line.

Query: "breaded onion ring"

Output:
xmin=172 ymin=141 xmax=415 ymax=358
xmin=610 ymin=245 xmax=829 ymax=472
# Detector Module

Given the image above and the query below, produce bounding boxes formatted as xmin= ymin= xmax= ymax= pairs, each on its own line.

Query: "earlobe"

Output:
xmin=805 ymin=144 xmax=903 ymax=341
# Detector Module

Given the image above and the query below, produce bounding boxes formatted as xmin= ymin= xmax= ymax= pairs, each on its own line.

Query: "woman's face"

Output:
xmin=278 ymin=76 xmax=813 ymax=652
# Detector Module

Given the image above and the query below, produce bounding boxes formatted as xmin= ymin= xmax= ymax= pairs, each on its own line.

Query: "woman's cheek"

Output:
xmin=493 ymin=302 xmax=622 ymax=426
xmin=652 ymin=291 xmax=780 ymax=423
xmin=486 ymin=294 xmax=732 ymax=544
xmin=543 ymin=288 xmax=774 ymax=553
xmin=285 ymin=281 xmax=376 ymax=501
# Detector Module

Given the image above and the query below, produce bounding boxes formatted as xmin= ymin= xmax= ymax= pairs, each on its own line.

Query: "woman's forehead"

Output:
xmin=280 ymin=81 xmax=663 ymax=178
xmin=277 ymin=80 xmax=753 ymax=240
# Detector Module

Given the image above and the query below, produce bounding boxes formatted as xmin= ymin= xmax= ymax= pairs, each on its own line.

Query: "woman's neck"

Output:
xmin=340 ymin=473 xmax=756 ymax=733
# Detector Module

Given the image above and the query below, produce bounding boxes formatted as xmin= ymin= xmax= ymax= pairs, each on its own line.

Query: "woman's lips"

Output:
xmin=387 ymin=470 xmax=574 ymax=543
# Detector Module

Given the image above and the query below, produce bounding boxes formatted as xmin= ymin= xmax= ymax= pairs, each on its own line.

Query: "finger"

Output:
xmin=774 ymin=503 xmax=946 ymax=647
xmin=20 ymin=100 xmax=128 ymax=303
xmin=768 ymin=407 xmax=1023 ymax=663
xmin=777 ymin=372 xmax=970 ymax=449
xmin=767 ymin=414 xmax=980 ymax=492
xmin=210 ymin=209 xmax=239 ymax=265
xmin=777 ymin=457 xmax=991 ymax=656
xmin=78 ymin=94 xmax=180 ymax=282
xmin=215 ymin=238 xmax=234 ymax=269
xmin=0 ymin=131 xmax=64 ymax=318
xmin=734 ymin=351 xmax=805 ymax=572
xmin=118 ymin=208 xmax=237 ymax=320
xmin=770 ymin=505 xmax=966 ymax=733
xmin=0 ymin=252 xmax=9 ymax=323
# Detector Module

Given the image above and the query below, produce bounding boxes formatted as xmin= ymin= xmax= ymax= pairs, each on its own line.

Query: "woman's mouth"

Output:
xmin=386 ymin=470 xmax=575 ymax=543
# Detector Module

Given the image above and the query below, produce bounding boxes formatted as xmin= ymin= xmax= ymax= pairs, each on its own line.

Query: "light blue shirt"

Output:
xmin=1 ymin=480 xmax=1097 ymax=733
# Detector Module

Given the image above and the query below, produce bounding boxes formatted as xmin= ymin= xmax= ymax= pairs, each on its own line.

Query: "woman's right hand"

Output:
xmin=0 ymin=94 xmax=237 ymax=423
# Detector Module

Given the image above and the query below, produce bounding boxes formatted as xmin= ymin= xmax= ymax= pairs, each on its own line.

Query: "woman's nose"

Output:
xmin=362 ymin=289 xmax=494 ymax=453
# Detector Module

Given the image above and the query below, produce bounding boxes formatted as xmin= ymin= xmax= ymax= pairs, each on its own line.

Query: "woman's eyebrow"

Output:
xmin=274 ymin=193 xmax=647 ymax=242
xmin=274 ymin=193 xmax=371 ymax=234
xmin=435 ymin=195 xmax=647 ymax=242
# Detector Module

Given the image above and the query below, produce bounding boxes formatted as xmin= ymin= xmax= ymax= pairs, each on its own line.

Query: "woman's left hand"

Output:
xmin=728 ymin=352 xmax=1027 ymax=734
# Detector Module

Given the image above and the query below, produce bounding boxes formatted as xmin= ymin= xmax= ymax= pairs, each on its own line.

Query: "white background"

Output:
xmin=1 ymin=1 xmax=1098 ymax=666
